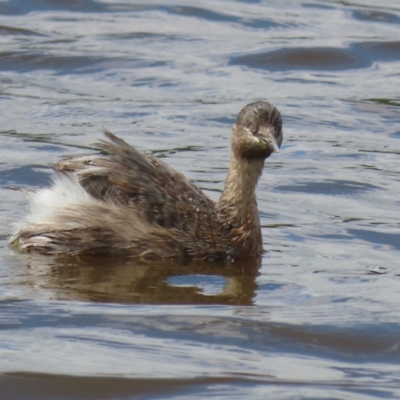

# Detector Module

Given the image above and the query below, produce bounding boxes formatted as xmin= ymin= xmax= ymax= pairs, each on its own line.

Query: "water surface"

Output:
xmin=1 ymin=0 xmax=400 ymax=398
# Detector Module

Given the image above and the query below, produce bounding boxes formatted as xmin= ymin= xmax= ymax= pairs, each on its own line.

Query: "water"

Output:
xmin=1 ymin=0 xmax=400 ymax=398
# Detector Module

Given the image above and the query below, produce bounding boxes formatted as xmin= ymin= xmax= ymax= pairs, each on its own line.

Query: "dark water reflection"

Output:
xmin=276 ymin=179 xmax=382 ymax=195
xmin=0 ymin=52 xmax=167 ymax=74
xmin=351 ymin=9 xmax=400 ymax=24
xmin=2 ymin=373 xmax=250 ymax=400
xmin=0 ymin=0 xmax=154 ymax=14
xmin=230 ymin=47 xmax=365 ymax=71
xmin=230 ymin=41 xmax=400 ymax=71
xmin=1 ymin=0 xmax=400 ymax=398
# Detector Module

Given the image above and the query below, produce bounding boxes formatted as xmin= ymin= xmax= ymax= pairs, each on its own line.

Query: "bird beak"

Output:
xmin=259 ymin=125 xmax=280 ymax=153
xmin=269 ymin=135 xmax=280 ymax=153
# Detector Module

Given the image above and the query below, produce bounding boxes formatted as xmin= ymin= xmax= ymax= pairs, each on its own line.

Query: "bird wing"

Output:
xmin=52 ymin=129 xmax=216 ymax=231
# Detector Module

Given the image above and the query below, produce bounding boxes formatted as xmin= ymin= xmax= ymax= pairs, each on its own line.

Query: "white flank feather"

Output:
xmin=24 ymin=174 xmax=94 ymax=224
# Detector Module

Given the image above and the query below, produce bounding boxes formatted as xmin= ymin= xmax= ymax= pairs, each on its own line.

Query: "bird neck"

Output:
xmin=219 ymin=153 xmax=264 ymax=208
xmin=217 ymin=152 xmax=264 ymax=255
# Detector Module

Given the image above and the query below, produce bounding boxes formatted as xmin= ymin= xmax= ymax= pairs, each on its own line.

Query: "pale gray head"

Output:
xmin=231 ymin=101 xmax=283 ymax=160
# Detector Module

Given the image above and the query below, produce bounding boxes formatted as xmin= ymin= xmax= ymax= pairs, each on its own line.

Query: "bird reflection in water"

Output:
xmin=22 ymin=255 xmax=260 ymax=305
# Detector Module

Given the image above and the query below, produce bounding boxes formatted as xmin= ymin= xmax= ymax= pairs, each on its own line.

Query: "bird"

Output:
xmin=10 ymin=101 xmax=283 ymax=262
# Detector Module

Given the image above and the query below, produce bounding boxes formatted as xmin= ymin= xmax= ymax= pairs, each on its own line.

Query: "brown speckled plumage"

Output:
xmin=10 ymin=101 xmax=283 ymax=261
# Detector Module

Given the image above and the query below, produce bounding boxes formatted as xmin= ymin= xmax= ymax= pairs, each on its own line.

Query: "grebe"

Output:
xmin=10 ymin=101 xmax=283 ymax=262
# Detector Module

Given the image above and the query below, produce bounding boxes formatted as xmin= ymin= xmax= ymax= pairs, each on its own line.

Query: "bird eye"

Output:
xmin=248 ymin=123 xmax=257 ymax=134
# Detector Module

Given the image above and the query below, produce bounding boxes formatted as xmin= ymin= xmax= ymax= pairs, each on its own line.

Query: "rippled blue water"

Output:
xmin=1 ymin=0 xmax=400 ymax=398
